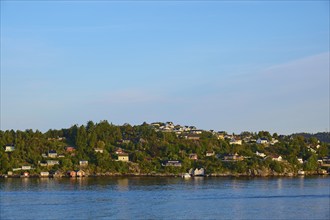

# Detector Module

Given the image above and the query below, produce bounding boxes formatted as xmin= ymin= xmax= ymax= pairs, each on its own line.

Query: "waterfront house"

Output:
xmin=192 ymin=168 xmax=205 ymax=176
xmin=22 ymin=172 xmax=29 ymax=177
xmin=117 ymin=153 xmax=129 ymax=162
xmin=4 ymin=145 xmax=15 ymax=152
xmin=53 ymin=170 xmax=63 ymax=178
xmin=162 ymin=160 xmax=182 ymax=167
xmin=76 ymin=170 xmax=85 ymax=177
xmin=68 ymin=170 xmax=76 ymax=177
xmin=48 ymin=150 xmax=58 ymax=158
xmin=40 ymin=171 xmax=49 ymax=177
xmin=189 ymin=153 xmax=198 ymax=160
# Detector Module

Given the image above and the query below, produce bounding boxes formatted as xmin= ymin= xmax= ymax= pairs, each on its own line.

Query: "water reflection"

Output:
xmin=116 ymin=178 xmax=129 ymax=191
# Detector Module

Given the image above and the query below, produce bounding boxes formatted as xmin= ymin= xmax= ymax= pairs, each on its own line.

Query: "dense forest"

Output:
xmin=1 ymin=120 xmax=329 ymax=177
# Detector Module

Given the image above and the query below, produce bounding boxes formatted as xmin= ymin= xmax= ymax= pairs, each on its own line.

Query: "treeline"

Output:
xmin=0 ymin=120 xmax=329 ymax=175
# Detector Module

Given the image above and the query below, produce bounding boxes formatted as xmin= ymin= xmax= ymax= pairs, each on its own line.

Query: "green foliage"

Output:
xmin=1 ymin=121 xmax=329 ymax=175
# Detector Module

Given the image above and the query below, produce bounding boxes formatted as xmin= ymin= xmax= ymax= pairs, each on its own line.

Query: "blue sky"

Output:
xmin=1 ymin=1 xmax=329 ymax=134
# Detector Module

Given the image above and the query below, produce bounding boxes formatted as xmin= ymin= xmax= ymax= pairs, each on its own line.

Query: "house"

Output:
xmin=47 ymin=160 xmax=60 ymax=166
xmin=256 ymin=138 xmax=269 ymax=144
xmin=94 ymin=148 xmax=104 ymax=153
xmin=191 ymin=168 xmax=205 ymax=176
xmin=21 ymin=165 xmax=32 ymax=170
xmin=5 ymin=145 xmax=15 ymax=152
xmin=206 ymin=151 xmax=215 ymax=157
xmin=40 ymin=171 xmax=49 ymax=177
xmin=66 ymin=146 xmax=75 ymax=152
xmin=297 ymin=158 xmax=304 ymax=164
xmin=189 ymin=153 xmax=198 ymax=160
xmin=115 ymin=148 xmax=125 ymax=155
xmin=224 ymin=153 xmax=244 ymax=161
xmin=117 ymin=153 xmax=129 ymax=162
xmin=270 ymin=155 xmax=283 ymax=162
xmin=76 ymin=170 xmax=86 ymax=177
xmin=53 ymin=170 xmax=63 ymax=178
xmin=270 ymin=138 xmax=279 ymax=145
xmin=190 ymin=129 xmax=203 ymax=135
xmin=162 ymin=160 xmax=182 ymax=167
xmin=79 ymin=160 xmax=88 ymax=166
xmin=48 ymin=150 xmax=57 ymax=158
xmin=255 ymin=151 xmax=266 ymax=158
xmin=68 ymin=170 xmax=76 ymax=177
xmin=216 ymin=133 xmax=225 ymax=140
xmin=185 ymin=134 xmax=200 ymax=140
xmin=229 ymin=138 xmax=242 ymax=145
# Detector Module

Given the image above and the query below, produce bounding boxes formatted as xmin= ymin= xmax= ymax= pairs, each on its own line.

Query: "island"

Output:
xmin=1 ymin=121 xmax=329 ymax=178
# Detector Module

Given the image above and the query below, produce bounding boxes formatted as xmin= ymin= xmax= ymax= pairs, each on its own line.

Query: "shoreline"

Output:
xmin=1 ymin=172 xmax=328 ymax=179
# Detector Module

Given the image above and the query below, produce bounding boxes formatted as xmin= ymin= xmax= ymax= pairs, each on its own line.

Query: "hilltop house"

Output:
xmin=229 ymin=138 xmax=242 ymax=145
xmin=256 ymin=138 xmax=269 ymax=145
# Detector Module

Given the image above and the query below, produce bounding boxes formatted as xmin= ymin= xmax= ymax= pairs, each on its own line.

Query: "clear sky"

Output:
xmin=1 ymin=1 xmax=329 ymax=134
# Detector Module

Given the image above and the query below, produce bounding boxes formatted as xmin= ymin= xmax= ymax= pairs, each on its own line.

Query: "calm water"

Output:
xmin=0 ymin=176 xmax=329 ymax=219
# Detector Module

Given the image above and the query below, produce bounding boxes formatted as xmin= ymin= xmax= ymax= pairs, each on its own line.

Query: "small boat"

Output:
xmin=182 ymin=173 xmax=191 ymax=178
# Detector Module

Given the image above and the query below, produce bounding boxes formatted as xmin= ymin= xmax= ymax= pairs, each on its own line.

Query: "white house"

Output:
xmin=94 ymin=148 xmax=104 ymax=153
xmin=271 ymin=155 xmax=283 ymax=162
xmin=229 ymin=138 xmax=242 ymax=145
xmin=21 ymin=165 xmax=32 ymax=170
xmin=47 ymin=160 xmax=60 ymax=166
xmin=5 ymin=145 xmax=15 ymax=152
xmin=297 ymin=158 xmax=304 ymax=164
xmin=117 ymin=153 xmax=129 ymax=162
xmin=256 ymin=138 xmax=269 ymax=144
xmin=255 ymin=151 xmax=266 ymax=158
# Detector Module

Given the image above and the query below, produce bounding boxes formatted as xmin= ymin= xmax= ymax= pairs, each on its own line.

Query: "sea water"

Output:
xmin=0 ymin=176 xmax=329 ymax=219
